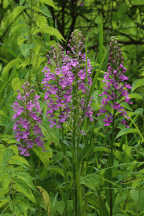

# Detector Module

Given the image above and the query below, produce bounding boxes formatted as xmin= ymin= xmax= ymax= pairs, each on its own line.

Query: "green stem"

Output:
xmin=109 ymin=111 xmax=115 ymax=216
xmin=72 ymin=114 xmax=78 ymax=216
xmin=61 ymin=125 xmax=68 ymax=216
xmin=72 ymin=77 xmax=82 ymax=216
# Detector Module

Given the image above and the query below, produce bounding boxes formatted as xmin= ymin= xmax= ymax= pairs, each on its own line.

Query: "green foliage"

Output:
xmin=132 ymin=78 xmax=144 ymax=92
xmin=40 ymin=0 xmax=58 ymax=10
xmin=0 ymin=144 xmax=35 ymax=215
xmin=37 ymin=186 xmax=50 ymax=215
xmin=116 ymin=128 xmax=138 ymax=139
xmin=0 ymin=0 xmax=144 ymax=215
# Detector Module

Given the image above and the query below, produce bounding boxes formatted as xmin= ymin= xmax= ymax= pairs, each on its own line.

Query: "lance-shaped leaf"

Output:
xmin=116 ymin=128 xmax=138 ymax=139
xmin=132 ymin=79 xmax=144 ymax=92
xmin=40 ymin=0 xmax=58 ymax=10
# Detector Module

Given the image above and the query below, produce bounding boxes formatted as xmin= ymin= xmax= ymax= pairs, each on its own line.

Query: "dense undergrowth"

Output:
xmin=0 ymin=0 xmax=144 ymax=216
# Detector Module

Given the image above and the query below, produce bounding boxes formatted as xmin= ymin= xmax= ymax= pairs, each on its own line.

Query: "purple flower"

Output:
xmin=120 ymin=74 xmax=128 ymax=81
xmin=18 ymin=145 xmax=30 ymax=157
xmin=78 ymin=70 xmax=86 ymax=80
xmin=42 ymin=30 xmax=94 ymax=128
xmin=12 ymin=82 xmax=44 ymax=156
xmin=12 ymin=102 xmax=24 ymax=119
xmin=98 ymin=38 xmax=132 ymax=127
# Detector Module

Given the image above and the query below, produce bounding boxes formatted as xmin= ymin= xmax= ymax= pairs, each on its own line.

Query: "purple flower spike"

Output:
xmin=42 ymin=30 xmax=94 ymax=128
xmin=12 ymin=82 xmax=44 ymax=157
xmin=98 ymin=38 xmax=132 ymax=127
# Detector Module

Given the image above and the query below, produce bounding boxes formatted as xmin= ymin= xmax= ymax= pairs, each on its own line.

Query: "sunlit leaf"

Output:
xmin=34 ymin=26 xmax=64 ymax=41
xmin=1 ymin=58 xmax=20 ymax=80
xmin=37 ymin=186 xmax=50 ymax=215
xmin=129 ymin=93 xmax=143 ymax=100
xmin=9 ymin=155 xmax=30 ymax=167
xmin=40 ymin=0 xmax=58 ymax=10
xmin=131 ymin=0 xmax=144 ymax=5
xmin=132 ymin=79 xmax=144 ymax=92
xmin=0 ymin=199 xmax=9 ymax=208
xmin=11 ymin=77 xmax=23 ymax=92
xmin=116 ymin=128 xmax=138 ymax=139
xmin=32 ymin=144 xmax=52 ymax=167
xmin=3 ymin=0 xmax=9 ymax=9
xmin=14 ymin=179 xmax=36 ymax=203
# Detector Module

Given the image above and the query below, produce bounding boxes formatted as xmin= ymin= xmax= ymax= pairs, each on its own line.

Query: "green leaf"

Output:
xmin=45 ymin=26 xmax=64 ymax=41
xmin=3 ymin=0 xmax=9 ymax=8
xmin=129 ymin=93 xmax=143 ymax=100
xmin=32 ymin=144 xmax=52 ymax=167
xmin=94 ymin=147 xmax=109 ymax=152
xmin=0 ymin=174 xmax=10 ymax=196
xmin=32 ymin=43 xmax=41 ymax=68
xmin=34 ymin=26 xmax=64 ymax=41
xmin=11 ymin=77 xmax=23 ymax=92
xmin=97 ymin=15 xmax=103 ymax=50
xmin=1 ymin=58 xmax=20 ymax=80
xmin=14 ymin=179 xmax=36 ymax=203
xmin=120 ymin=102 xmax=133 ymax=111
xmin=0 ymin=6 xmax=25 ymax=37
xmin=132 ymin=79 xmax=144 ymax=92
xmin=8 ymin=145 xmax=18 ymax=154
xmin=55 ymin=201 xmax=65 ymax=215
xmin=40 ymin=0 xmax=58 ymax=10
xmin=139 ymin=190 xmax=144 ymax=210
xmin=115 ymin=214 xmax=126 ymax=216
xmin=1 ymin=134 xmax=17 ymax=145
xmin=9 ymin=155 xmax=30 ymax=167
xmin=117 ymin=3 xmax=128 ymax=20
xmin=122 ymin=144 xmax=132 ymax=158
xmin=116 ymin=128 xmax=138 ymax=139
xmin=40 ymin=125 xmax=59 ymax=145
xmin=39 ymin=5 xmax=52 ymax=18
xmin=14 ymin=172 xmax=34 ymax=189
xmin=36 ymin=14 xmax=48 ymax=28
xmin=130 ymin=189 xmax=139 ymax=202
xmin=131 ymin=0 xmax=144 ymax=5
xmin=80 ymin=174 xmax=101 ymax=190
xmin=12 ymin=196 xmax=29 ymax=216
xmin=47 ymin=166 xmax=64 ymax=177
xmin=37 ymin=186 xmax=50 ymax=215
xmin=0 ymin=214 xmax=12 ymax=216
xmin=8 ymin=6 xmax=25 ymax=23
xmin=2 ymin=148 xmax=15 ymax=165
xmin=134 ymin=108 xmax=143 ymax=116
xmin=96 ymin=15 xmax=105 ymax=64
xmin=20 ymin=44 xmax=34 ymax=57
xmin=20 ymin=0 xmax=25 ymax=5
xmin=0 ymin=198 xmax=9 ymax=208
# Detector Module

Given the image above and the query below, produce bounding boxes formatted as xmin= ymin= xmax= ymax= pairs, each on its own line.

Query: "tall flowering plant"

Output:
xmin=12 ymin=30 xmax=94 ymax=216
xmin=97 ymin=38 xmax=132 ymax=216
xmin=42 ymin=30 xmax=93 ymax=128
xmin=98 ymin=38 xmax=132 ymax=128
xmin=42 ymin=30 xmax=94 ymax=216
xmin=12 ymin=82 xmax=44 ymax=156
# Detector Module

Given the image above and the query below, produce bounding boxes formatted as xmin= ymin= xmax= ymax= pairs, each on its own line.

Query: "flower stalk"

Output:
xmin=98 ymin=37 xmax=132 ymax=216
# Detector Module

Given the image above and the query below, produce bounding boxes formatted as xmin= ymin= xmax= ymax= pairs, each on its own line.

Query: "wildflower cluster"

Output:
xmin=12 ymin=82 xmax=44 ymax=156
xmin=98 ymin=38 xmax=132 ymax=127
xmin=42 ymin=30 xmax=93 ymax=128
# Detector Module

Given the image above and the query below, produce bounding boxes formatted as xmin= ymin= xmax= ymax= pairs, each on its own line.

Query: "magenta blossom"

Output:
xmin=12 ymin=82 xmax=44 ymax=156
xmin=98 ymin=38 xmax=132 ymax=127
xmin=42 ymin=30 xmax=94 ymax=128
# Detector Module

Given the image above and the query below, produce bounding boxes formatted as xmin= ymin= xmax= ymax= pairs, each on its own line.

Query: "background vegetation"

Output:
xmin=0 ymin=0 xmax=144 ymax=215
